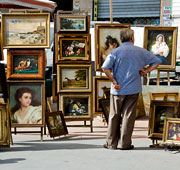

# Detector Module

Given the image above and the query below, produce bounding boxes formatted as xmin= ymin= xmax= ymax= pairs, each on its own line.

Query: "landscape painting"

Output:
xmin=1 ymin=13 xmax=50 ymax=48
xmin=58 ymin=16 xmax=86 ymax=32
xmin=57 ymin=64 xmax=91 ymax=92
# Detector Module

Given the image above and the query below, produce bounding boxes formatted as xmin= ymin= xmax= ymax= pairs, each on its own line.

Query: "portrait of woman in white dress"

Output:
xmin=11 ymin=87 xmax=42 ymax=124
xmin=151 ymin=34 xmax=169 ymax=65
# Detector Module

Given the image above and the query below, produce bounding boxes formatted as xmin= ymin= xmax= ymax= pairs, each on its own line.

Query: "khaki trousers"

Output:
xmin=106 ymin=93 xmax=139 ymax=149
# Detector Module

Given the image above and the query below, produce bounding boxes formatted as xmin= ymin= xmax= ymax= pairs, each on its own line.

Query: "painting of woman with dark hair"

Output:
xmin=11 ymin=87 xmax=42 ymax=124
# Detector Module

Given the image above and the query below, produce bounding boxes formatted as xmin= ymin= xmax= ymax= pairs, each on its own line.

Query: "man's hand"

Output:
xmin=139 ymin=69 xmax=147 ymax=77
xmin=113 ymin=80 xmax=122 ymax=91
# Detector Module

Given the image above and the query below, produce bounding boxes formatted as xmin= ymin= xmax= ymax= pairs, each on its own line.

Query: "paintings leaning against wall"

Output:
xmin=8 ymin=80 xmax=45 ymax=127
xmin=57 ymin=15 xmax=87 ymax=32
xmin=57 ymin=64 xmax=92 ymax=92
xmin=148 ymin=100 xmax=179 ymax=139
xmin=59 ymin=93 xmax=92 ymax=121
xmin=7 ymin=49 xmax=45 ymax=79
xmin=163 ymin=118 xmax=180 ymax=145
xmin=1 ymin=13 xmax=50 ymax=48
xmin=45 ymin=111 xmax=68 ymax=138
xmin=144 ymin=26 xmax=178 ymax=70
xmin=94 ymin=23 xmax=130 ymax=71
xmin=55 ymin=33 xmax=91 ymax=63
xmin=93 ymin=76 xmax=111 ymax=114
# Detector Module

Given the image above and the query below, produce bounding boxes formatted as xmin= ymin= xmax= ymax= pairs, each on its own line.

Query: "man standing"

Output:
xmin=102 ymin=28 xmax=161 ymax=150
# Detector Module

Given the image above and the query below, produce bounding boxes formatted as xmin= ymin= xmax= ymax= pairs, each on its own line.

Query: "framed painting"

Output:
xmin=0 ymin=64 xmax=8 ymax=103
xmin=57 ymin=15 xmax=87 ymax=32
xmin=93 ymin=76 xmax=111 ymax=114
xmin=99 ymin=99 xmax=110 ymax=124
xmin=0 ymin=103 xmax=10 ymax=147
xmin=55 ymin=33 xmax=91 ymax=63
xmin=148 ymin=100 xmax=179 ymax=139
xmin=7 ymin=49 xmax=45 ymax=79
xmin=94 ymin=23 xmax=130 ymax=71
xmin=45 ymin=111 xmax=68 ymax=138
xmin=150 ymin=92 xmax=179 ymax=102
xmin=1 ymin=13 xmax=50 ymax=48
xmin=144 ymin=26 xmax=178 ymax=70
xmin=0 ymin=23 xmax=4 ymax=61
xmin=59 ymin=93 xmax=92 ymax=121
xmin=163 ymin=118 xmax=180 ymax=145
xmin=57 ymin=64 xmax=92 ymax=92
xmin=8 ymin=80 xmax=45 ymax=127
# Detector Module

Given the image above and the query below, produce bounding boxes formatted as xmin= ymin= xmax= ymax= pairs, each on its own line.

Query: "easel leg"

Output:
xmin=40 ymin=127 xmax=43 ymax=142
xmin=167 ymin=71 xmax=170 ymax=86
xmin=90 ymin=120 xmax=93 ymax=133
xmin=14 ymin=127 xmax=17 ymax=135
xmin=84 ymin=121 xmax=86 ymax=126
xmin=146 ymin=72 xmax=150 ymax=85
xmin=157 ymin=70 xmax=160 ymax=85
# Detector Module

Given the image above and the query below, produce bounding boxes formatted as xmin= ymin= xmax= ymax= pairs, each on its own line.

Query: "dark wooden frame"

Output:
xmin=45 ymin=111 xmax=68 ymax=138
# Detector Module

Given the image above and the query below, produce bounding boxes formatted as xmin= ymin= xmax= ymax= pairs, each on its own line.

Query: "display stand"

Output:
xmin=146 ymin=69 xmax=172 ymax=86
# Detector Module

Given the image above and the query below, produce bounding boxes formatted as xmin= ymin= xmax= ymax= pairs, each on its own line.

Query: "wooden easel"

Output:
xmin=146 ymin=69 xmax=171 ymax=86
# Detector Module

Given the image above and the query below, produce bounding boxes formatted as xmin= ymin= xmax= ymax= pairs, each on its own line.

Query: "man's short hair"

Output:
xmin=120 ymin=28 xmax=134 ymax=43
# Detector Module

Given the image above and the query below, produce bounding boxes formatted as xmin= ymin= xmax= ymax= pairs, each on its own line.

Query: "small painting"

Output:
xmin=46 ymin=111 xmax=68 ymax=138
xmin=57 ymin=64 xmax=91 ymax=92
xmin=59 ymin=93 xmax=92 ymax=120
xmin=58 ymin=16 xmax=86 ymax=32
xmin=7 ymin=50 xmax=45 ymax=79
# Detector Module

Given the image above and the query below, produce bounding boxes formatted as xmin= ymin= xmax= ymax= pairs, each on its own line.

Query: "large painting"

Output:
xmin=57 ymin=64 xmax=92 ymax=92
xmin=95 ymin=23 xmax=130 ymax=71
xmin=9 ymin=80 xmax=45 ymax=127
xmin=1 ymin=13 xmax=50 ymax=48
xmin=144 ymin=26 xmax=178 ymax=70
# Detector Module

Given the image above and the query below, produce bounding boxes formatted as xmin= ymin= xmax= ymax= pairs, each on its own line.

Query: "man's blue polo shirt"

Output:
xmin=101 ymin=42 xmax=161 ymax=95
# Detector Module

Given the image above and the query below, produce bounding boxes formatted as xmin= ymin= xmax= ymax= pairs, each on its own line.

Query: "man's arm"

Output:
xmin=139 ymin=63 xmax=161 ymax=76
xmin=102 ymin=68 xmax=122 ymax=91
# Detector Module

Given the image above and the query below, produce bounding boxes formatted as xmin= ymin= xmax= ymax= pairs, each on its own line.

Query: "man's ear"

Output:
xmin=131 ymin=36 xmax=135 ymax=44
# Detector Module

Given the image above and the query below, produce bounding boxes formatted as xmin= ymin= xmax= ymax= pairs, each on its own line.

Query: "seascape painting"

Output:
xmin=2 ymin=14 xmax=50 ymax=48
xmin=59 ymin=16 xmax=86 ymax=31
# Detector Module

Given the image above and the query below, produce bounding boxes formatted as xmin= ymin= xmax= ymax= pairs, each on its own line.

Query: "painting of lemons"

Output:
xmin=62 ymin=68 xmax=88 ymax=89
xmin=4 ymin=15 xmax=47 ymax=46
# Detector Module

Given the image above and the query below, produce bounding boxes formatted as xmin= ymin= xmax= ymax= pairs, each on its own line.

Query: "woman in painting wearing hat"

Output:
xmin=11 ymin=87 xmax=42 ymax=124
xmin=151 ymin=34 xmax=169 ymax=65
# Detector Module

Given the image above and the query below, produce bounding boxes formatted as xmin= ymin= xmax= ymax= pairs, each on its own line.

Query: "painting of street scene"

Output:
xmin=62 ymin=68 xmax=88 ymax=89
xmin=59 ymin=16 xmax=86 ymax=31
xmin=13 ymin=55 xmax=38 ymax=74
xmin=4 ymin=16 xmax=47 ymax=46
xmin=63 ymin=97 xmax=88 ymax=116
xmin=61 ymin=38 xmax=86 ymax=58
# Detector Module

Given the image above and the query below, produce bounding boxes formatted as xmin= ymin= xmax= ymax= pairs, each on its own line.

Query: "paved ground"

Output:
xmin=1 ymin=116 xmax=180 ymax=170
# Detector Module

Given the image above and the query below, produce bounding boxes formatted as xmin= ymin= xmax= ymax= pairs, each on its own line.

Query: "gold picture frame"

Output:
xmin=57 ymin=64 xmax=92 ymax=93
xmin=144 ymin=26 xmax=178 ymax=70
xmin=55 ymin=33 xmax=91 ymax=63
xmin=150 ymin=92 xmax=179 ymax=102
xmin=7 ymin=49 xmax=45 ymax=80
xmin=1 ymin=13 xmax=50 ymax=48
xmin=59 ymin=93 xmax=92 ymax=121
xmin=162 ymin=118 xmax=180 ymax=145
xmin=8 ymin=80 xmax=45 ymax=127
xmin=148 ymin=100 xmax=179 ymax=139
xmin=94 ymin=23 xmax=130 ymax=71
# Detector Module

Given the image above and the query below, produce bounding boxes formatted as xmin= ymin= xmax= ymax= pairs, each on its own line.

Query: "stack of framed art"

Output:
xmin=1 ymin=12 xmax=51 ymax=141
xmin=148 ymin=92 xmax=180 ymax=146
xmin=54 ymin=10 xmax=93 ymax=132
